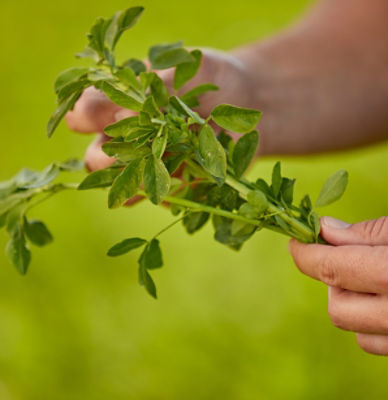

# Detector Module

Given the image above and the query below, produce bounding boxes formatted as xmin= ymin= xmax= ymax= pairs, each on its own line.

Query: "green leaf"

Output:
xmin=309 ymin=212 xmax=321 ymax=240
xmin=181 ymin=83 xmax=219 ymax=107
xmin=57 ymin=79 xmax=90 ymax=103
xmin=54 ymin=67 xmax=89 ymax=94
xmin=184 ymin=212 xmax=209 ymax=234
xmin=230 ymin=219 xmax=256 ymax=237
xmin=102 ymin=140 xmax=151 ymax=162
xmin=122 ymin=58 xmax=146 ymax=75
xmin=6 ymin=223 xmax=31 ymax=275
xmin=144 ymin=156 xmax=171 ymax=205
xmin=211 ymin=104 xmax=262 ymax=133
xmin=139 ymin=239 xmax=163 ymax=270
xmin=105 ymin=7 xmax=144 ymax=50
xmin=139 ymin=72 xmax=155 ymax=91
xmin=24 ymin=219 xmax=53 ymax=247
xmin=138 ymin=264 xmax=157 ymax=298
xmin=115 ymin=67 xmax=141 ymax=91
xmin=169 ymin=96 xmax=205 ymax=125
xmin=247 ymin=190 xmax=268 ymax=214
xmin=238 ymin=202 xmax=259 ymax=219
xmin=0 ymin=192 xmax=30 ymax=215
xmin=0 ymin=180 xmax=17 ymax=200
xmin=152 ymin=130 xmax=168 ymax=159
xmin=86 ymin=17 xmax=110 ymax=56
xmin=271 ymin=161 xmax=282 ymax=198
xmin=149 ymin=42 xmax=195 ymax=70
xmin=255 ymin=178 xmax=271 ymax=197
xmin=78 ymin=168 xmax=121 ymax=190
xmin=47 ymin=91 xmax=82 ymax=138
xmin=104 ymin=116 xmax=139 ymax=137
xmin=165 ymin=154 xmax=186 ymax=175
xmin=107 ymin=237 xmax=147 ymax=257
xmin=315 ymin=170 xmax=349 ymax=207
xmin=174 ymin=49 xmax=202 ymax=90
xmin=150 ymin=74 xmax=169 ymax=107
xmin=22 ymin=164 xmax=59 ymax=189
xmin=76 ymin=46 xmax=100 ymax=62
xmin=108 ymin=159 xmax=144 ymax=208
xmin=232 ymin=130 xmax=258 ymax=178
xmin=125 ymin=127 xmax=154 ymax=143
xmin=197 ymin=124 xmax=226 ymax=182
xmin=58 ymin=159 xmax=84 ymax=172
xmin=281 ymin=178 xmax=295 ymax=205
xmin=95 ymin=81 xmax=142 ymax=111
xmin=142 ymin=96 xmax=163 ymax=118
xmin=212 ymin=215 xmax=255 ymax=250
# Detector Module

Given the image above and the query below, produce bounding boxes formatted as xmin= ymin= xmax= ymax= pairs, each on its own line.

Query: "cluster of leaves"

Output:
xmin=0 ymin=7 xmax=349 ymax=298
xmin=0 ymin=160 xmax=83 ymax=273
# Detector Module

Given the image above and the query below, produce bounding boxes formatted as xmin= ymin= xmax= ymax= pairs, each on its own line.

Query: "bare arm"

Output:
xmin=235 ymin=0 xmax=388 ymax=155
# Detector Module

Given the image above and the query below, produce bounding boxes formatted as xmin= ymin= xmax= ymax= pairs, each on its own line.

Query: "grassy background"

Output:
xmin=0 ymin=0 xmax=387 ymax=399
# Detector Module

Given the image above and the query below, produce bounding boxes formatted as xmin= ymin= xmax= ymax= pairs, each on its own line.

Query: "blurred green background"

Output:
xmin=0 ymin=0 xmax=387 ymax=399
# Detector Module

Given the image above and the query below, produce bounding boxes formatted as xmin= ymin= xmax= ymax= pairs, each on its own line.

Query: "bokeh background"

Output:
xmin=0 ymin=0 xmax=387 ymax=399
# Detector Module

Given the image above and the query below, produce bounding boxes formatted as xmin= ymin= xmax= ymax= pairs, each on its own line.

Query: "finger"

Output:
xmin=66 ymin=87 xmax=122 ymax=133
xmin=321 ymin=216 xmax=388 ymax=246
xmin=328 ymin=287 xmax=388 ymax=334
xmin=356 ymin=333 xmax=388 ymax=356
xmin=84 ymin=134 xmax=115 ymax=172
xmin=289 ymin=239 xmax=388 ymax=293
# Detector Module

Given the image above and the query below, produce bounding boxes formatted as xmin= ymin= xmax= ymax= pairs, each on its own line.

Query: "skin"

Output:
xmin=66 ymin=0 xmax=388 ymax=354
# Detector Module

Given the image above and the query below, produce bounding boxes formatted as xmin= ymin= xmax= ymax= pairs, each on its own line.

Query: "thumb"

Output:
xmin=320 ymin=216 xmax=388 ymax=246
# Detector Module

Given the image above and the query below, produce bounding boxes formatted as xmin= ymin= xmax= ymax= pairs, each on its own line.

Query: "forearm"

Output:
xmin=234 ymin=0 xmax=388 ymax=155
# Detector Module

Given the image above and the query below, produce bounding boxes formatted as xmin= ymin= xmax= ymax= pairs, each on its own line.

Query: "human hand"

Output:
xmin=65 ymin=48 xmax=255 ymax=172
xmin=289 ymin=216 xmax=388 ymax=356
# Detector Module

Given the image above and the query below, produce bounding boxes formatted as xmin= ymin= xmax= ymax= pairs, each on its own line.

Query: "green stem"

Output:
xmin=137 ymin=190 xmax=264 ymax=228
xmin=225 ymin=175 xmax=315 ymax=242
xmin=185 ymin=158 xmax=314 ymax=242
xmin=153 ymin=214 xmax=188 ymax=239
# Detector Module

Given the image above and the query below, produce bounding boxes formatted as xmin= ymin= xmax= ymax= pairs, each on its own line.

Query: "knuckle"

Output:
xmin=361 ymin=217 xmax=388 ymax=242
xmin=327 ymin=300 xmax=345 ymax=330
xmin=318 ymin=256 xmax=340 ymax=286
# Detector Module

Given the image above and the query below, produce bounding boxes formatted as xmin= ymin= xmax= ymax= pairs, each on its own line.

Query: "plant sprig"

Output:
xmin=0 ymin=7 xmax=349 ymax=298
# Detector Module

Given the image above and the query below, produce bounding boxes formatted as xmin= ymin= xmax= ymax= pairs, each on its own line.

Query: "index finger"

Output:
xmin=289 ymin=239 xmax=388 ymax=294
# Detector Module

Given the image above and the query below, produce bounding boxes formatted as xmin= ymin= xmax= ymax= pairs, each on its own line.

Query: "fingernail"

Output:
xmin=321 ymin=216 xmax=350 ymax=230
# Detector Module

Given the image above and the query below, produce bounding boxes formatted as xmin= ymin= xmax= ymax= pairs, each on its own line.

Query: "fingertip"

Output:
xmin=84 ymin=134 xmax=115 ymax=172
xmin=65 ymin=87 xmax=121 ymax=133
